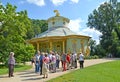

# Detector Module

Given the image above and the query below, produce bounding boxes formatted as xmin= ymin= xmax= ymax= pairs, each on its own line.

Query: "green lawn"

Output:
xmin=47 ymin=60 xmax=120 ymax=82
xmin=0 ymin=65 xmax=32 ymax=75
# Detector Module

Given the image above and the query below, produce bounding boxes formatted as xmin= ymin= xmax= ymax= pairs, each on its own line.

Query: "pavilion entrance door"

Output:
xmin=52 ymin=41 xmax=62 ymax=53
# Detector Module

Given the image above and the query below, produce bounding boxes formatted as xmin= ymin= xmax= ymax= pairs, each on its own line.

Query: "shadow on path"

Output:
xmin=21 ymin=77 xmax=43 ymax=81
xmin=0 ymin=76 xmax=9 ymax=78
xmin=17 ymin=71 xmax=35 ymax=75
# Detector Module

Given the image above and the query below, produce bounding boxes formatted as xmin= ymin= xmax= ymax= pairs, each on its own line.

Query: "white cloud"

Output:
xmin=25 ymin=0 xmax=79 ymax=6
xmin=68 ymin=18 xmax=83 ymax=33
xmin=18 ymin=1 xmax=26 ymax=4
xmin=26 ymin=0 xmax=45 ymax=6
xmin=70 ymin=0 xmax=79 ymax=3
xmin=68 ymin=18 xmax=102 ymax=44
xmin=79 ymin=28 xmax=102 ymax=44
xmin=87 ymin=0 xmax=96 ymax=1
xmin=50 ymin=0 xmax=67 ymax=6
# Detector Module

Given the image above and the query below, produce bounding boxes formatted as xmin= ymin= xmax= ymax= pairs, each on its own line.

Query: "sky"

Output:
xmin=1 ymin=0 xmax=120 ymax=44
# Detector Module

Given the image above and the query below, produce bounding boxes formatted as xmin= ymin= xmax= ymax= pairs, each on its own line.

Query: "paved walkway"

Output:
xmin=0 ymin=58 xmax=119 ymax=82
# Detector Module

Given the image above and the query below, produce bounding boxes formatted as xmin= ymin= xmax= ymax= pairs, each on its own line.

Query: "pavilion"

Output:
xmin=27 ymin=10 xmax=91 ymax=55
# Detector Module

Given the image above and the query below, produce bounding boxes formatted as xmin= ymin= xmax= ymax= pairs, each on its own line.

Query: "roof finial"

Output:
xmin=54 ymin=10 xmax=60 ymax=16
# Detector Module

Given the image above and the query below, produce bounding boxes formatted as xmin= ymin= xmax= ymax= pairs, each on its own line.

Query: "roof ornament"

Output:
xmin=54 ymin=10 xmax=60 ymax=16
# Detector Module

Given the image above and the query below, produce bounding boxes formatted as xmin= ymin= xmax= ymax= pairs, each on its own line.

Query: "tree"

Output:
xmin=89 ymin=39 xmax=96 ymax=56
xmin=0 ymin=3 xmax=35 ymax=64
xmin=89 ymin=39 xmax=106 ymax=57
xmin=94 ymin=44 xmax=106 ymax=58
xmin=87 ymin=0 xmax=120 ymax=57
xmin=26 ymin=19 xmax=48 ymax=39
xmin=87 ymin=2 xmax=114 ymax=51
xmin=115 ymin=5 xmax=120 ymax=40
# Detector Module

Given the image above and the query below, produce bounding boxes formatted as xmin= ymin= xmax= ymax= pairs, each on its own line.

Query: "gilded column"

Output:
xmin=80 ymin=40 xmax=84 ymax=53
xmin=63 ymin=40 xmax=65 ymax=53
xmin=36 ymin=42 xmax=39 ymax=51
xmin=86 ymin=39 xmax=90 ymax=56
xmin=72 ymin=39 xmax=77 ymax=53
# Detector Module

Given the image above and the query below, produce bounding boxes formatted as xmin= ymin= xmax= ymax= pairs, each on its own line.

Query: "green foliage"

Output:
xmin=85 ymin=55 xmax=99 ymax=59
xmin=89 ymin=39 xmax=96 ymax=56
xmin=0 ymin=3 xmax=35 ymax=64
xmin=116 ymin=46 xmax=120 ymax=57
xmin=15 ymin=44 xmax=35 ymax=63
xmin=87 ymin=0 xmax=120 ymax=57
xmin=94 ymin=44 xmax=106 ymax=57
xmin=26 ymin=19 xmax=48 ymax=39
xmin=87 ymin=2 xmax=114 ymax=51
xmin=47 ymin=60 xmax=120 ymax=82
xmin=89 ymin=39 xmax=106 ymax=57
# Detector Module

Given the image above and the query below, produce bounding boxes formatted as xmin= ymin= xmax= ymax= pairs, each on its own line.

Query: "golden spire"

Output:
xmin=54 ymin=10 xmax=60 ymax=16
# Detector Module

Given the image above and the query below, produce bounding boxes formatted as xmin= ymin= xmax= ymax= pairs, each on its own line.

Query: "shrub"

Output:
xmin=85 ymin=55 xmax=99 ymax=59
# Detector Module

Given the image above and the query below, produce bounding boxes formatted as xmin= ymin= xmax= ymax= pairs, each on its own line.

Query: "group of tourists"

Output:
xmin=32 ymin=50 xmax=85 ymax=78
xmin=7 ymin=50 xmax=84 ymax=78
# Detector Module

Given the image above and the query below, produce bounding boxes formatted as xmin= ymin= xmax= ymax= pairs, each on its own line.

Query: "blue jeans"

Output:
xmin=56 ymin=60 xmax=60 ymax=68
xmin=35 ymin=61 xmax=39 ymax=73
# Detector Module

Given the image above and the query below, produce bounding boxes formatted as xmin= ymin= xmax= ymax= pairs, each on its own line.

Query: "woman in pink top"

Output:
xmin=42 ymin=53 xmax=49 ymax=78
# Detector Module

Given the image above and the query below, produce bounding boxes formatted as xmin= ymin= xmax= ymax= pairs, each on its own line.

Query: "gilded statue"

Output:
xmin=54 ymin=10 xmax=60 ymax=16
xmin=86 ymin=46 xmax=90 ymax=56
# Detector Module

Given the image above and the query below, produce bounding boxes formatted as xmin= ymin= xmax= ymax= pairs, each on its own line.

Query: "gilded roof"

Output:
xmin=47 ymin=16 xmax=70 ymax=23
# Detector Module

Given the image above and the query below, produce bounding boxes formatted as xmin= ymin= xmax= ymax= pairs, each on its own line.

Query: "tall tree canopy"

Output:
xmin=87 ymin=0 xmax=120 ymax=57
xmin=89 ymin=39 xmax=96 ymax=56
xmin=0 ymin=3 xmax=35 ymax=63
xmin=26 ymin=19 xmax=48 ymax=39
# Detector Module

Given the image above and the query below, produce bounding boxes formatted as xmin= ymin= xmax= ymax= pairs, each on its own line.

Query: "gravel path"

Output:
xmin=0 ymin=58 xmax=118 ymax=82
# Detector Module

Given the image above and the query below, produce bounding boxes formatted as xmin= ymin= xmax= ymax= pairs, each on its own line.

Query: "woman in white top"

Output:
xmin=79 ymin=52 xmax=84 ymax=69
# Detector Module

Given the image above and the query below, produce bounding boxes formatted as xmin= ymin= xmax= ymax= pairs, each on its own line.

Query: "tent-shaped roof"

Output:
xmin=34 ymin=26 xmax=77 ymax=38
xmin=31 ymin=10 xmax=90 ymax=40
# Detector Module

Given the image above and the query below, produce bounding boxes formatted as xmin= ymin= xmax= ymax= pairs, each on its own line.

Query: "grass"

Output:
xmin=47 ymin=60 xmax=120 ymax=82
xmin=0 ymin=64 xmax=32 ymax=75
